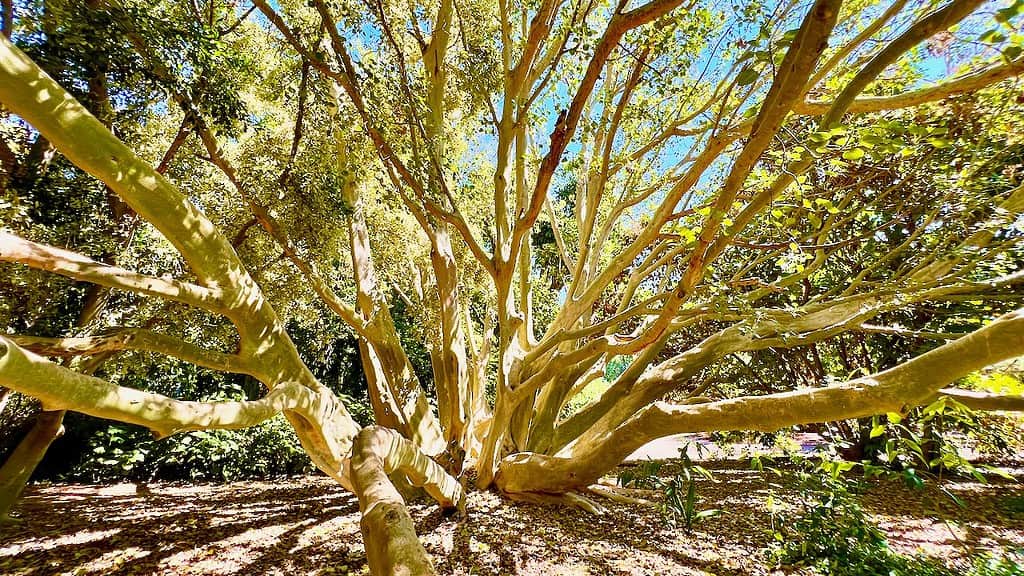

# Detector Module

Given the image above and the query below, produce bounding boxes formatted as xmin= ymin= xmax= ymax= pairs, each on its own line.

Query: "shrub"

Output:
xmin=768 ymin=458 xmax=954 ymax=576
xmin=67 ymin=414 xmax=312 ymax=482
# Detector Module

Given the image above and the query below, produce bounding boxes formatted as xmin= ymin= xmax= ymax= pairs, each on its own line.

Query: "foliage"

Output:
xmin=616 ymin=459 xmax=663 ymax=491
xmin=64 ymin=415 xmax=312 ymax=483
xmin=767 ymin=457 xmax=954 ymax=576
xmin=860 ymin=398 xmax=1018 ymax=484
xmin=660 ymin=444 xmax=720 ymax=532
xmin=764 ymin=452 xmax=1024 ymax=576
xmin=618 ymin=444 xmax=720 ymax=531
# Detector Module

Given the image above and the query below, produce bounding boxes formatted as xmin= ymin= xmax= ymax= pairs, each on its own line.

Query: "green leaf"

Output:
xmin=870 ymin=424 xmax=886 ymax=439
xmin=979 ymin=29 xmax=1006 ymax=43
xmin=842 ymin=147 xmax=865 ymax=160
xmin=736 ymin=66 xmax=759 ymax=86
xmin=996 ymin=0 xmax=1024 ymax=23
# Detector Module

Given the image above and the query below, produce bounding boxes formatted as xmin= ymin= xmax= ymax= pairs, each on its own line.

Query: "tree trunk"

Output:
xmin=0 ymin=410 xmax=64 ymax=522
xmin=350 ymin=426 xmax=462 ymax=576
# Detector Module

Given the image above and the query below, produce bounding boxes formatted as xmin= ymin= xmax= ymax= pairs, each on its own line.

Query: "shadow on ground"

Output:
xmin=2 ymin=460 xmax=1022 ymax=576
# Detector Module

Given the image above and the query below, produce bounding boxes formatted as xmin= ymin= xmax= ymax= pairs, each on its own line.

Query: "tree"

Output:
xmin=2 ymin=0 xmax=1024 ymax=573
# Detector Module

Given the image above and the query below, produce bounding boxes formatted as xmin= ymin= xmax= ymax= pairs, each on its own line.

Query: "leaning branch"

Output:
xmin=796 ymin=57 xmax=1024 ymax=116
xmin=0 ymin=336 xmax=313 ymax=438
xmin=497 ymin=307 xmax=1024 ymax=493
xmin=0 ymin=231 xmax=225 ymax=312
xmin=937 ymin=388 xmax=1024 ymax=412
xmin=10 ymin=329 xmax=252 ymax=375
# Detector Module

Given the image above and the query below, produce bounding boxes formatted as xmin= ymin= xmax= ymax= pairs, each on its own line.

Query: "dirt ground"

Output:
xmin=1 ymin=459 xmax=1022 ymax=576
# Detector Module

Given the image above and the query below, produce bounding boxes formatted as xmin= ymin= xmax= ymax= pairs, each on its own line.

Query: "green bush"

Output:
xmin=67 ymin=414 xmax=312 ymax=482
xmin=768 ymin=459 xmax=953 ymax=576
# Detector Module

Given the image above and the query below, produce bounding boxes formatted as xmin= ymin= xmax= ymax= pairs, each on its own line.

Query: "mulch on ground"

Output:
xmin=2 ymin=459 xmax=1022 ymax=576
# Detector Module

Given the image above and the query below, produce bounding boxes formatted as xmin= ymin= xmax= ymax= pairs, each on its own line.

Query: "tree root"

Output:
xmin=587 ymin=484 xmax=660 ymax=507
xmin=504 ymin=490 xmax=608 ymax=515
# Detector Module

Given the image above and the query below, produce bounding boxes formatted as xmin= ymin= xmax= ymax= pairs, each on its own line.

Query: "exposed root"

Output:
xmin=504 ymin=490 xmax=608 ymax=515
xmin=587 ymin=484 xmax=659 ymax=508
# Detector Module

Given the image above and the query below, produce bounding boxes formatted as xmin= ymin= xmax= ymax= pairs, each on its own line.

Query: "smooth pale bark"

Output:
xmin=556 ymin=292 xmax=895 ymax=451
xmin=936 ymin=388 xmax=1024 ymax=412
xmin=0 ymin=32 xmax=361 ymax=482
xmin=797 ymin=57 xmax=1024 ymax=116
xmin=338 ymin=142 xmax=445 ymax=457
xmin=496 ymin=308 xmax=1024 ymax=493
xmin=428 ymin=225 xmax=472 ymax=454
xmin=0 ymin=339 xmax=350 ymax=446
xmin=350 ymin=426 xmax=463 ymax=576
xmin=0 ymin=34 xmax=471 ymax=576
xmin=0 ymin=232 xmax=225 ymax=312
xmin=9 ymin=330 xmax=253 ymax=374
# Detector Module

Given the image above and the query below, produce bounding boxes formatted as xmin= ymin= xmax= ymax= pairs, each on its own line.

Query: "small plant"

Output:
xmin=617 ymin=459 xmax=663 ymax=490
xmin=767 ymin=456 xmax=957 ymax=576
xmin=966 ymin=550 xmax=1024 ymax=576
xmin=616 ymin=443 xmax=721 ymax=531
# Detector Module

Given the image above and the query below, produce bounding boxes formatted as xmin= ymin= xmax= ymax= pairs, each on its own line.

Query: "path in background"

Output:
xmin=626 ymin=433 xmax=826 ymax=462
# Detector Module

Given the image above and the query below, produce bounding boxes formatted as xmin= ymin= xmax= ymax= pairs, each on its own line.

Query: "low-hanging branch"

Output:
xmin=0 ymin=335 xmax=464 ymax=574
xmin=498 ymin=307 xmax=1024 ymax=494
xmin=0 ymin=336 xmax=319 ymax=438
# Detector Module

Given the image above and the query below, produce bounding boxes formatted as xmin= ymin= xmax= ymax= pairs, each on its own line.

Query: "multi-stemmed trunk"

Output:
xmin=4 ymin=0 xmax=1024 ymax=574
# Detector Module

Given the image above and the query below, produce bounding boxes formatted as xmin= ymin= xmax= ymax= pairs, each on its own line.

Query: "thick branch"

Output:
xmin=351 ymin=426 xmax=463 ymax=575
xmin=499 ymin=307 xmax=1024 ymax=493
xmin=0 ymin=337 xmax=315 ymax=438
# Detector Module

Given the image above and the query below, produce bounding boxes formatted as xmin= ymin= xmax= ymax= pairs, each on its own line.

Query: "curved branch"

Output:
xmin=855 ymin=324 xmax=962 ymax=340
xmin=0 ymin=35 xmax=252 ymax=298
xmin=797 ymin=57 xmax=1024 ymax=116
xmin=351 ymin=425 xmax=463 ymax=575
xmin=0 ymin=336 xmax=318 ymax=438
xmin=9 ymin=329 xmax=252 ymax=374
xmin=498 ymin=307 xmax=1024 ymax=493
xmin=937 ymin=388 xmax=1024 ymax=412
xmin=0 ymin=231 xmax=225 ymax=312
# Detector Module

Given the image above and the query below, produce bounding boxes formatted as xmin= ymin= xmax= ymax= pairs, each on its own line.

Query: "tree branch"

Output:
xmin=10 ymin=329 xmax=252 ymax=374
xmin=498 ymin=307 xmax=1024 ymax=493
xmin=0 ymin=231 xmax=225 ymax=312
xmin=797 ymin=57 xmax=1024 ymax=116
